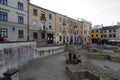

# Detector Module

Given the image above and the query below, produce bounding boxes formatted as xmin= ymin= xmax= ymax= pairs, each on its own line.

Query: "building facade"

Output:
xmin=101 ymin=26 xmax=120 ymax=43
xmin=29 ymin=4 xmax=56 ymax=45
xmin=77 ymin=21 xmax=83 ymax=44
xmin=69 ymin=18 xmax=82 ymax=44
xmin=81 ymin=19 xmax=92 ymax=44
xmin=55 ymin=13 xmax=70 ymax=44
xmin=91 ymin=28 xmax=101 ymax=43
xmin=0 ymin=0 xmax=29 ymax=41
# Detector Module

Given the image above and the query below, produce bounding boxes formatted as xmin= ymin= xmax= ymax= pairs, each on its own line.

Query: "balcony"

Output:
xmin=40 ymin=26 xmax=46 ymax=32
xmin=40 ymin=16 xmax=47 ymax=21
xmin=62 ymin=22 xmax=66 ymax=25
xmin=74 ymin=25 xmax=77 ymax=28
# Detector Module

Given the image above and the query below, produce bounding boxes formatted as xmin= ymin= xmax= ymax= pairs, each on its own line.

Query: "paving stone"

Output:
xmin=19 ymin=53 xmax=70 ymax=80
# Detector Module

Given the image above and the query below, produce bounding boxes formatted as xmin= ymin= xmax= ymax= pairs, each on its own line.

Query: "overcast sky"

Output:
xmin=30 ymin=0 xmax=120 ymax=26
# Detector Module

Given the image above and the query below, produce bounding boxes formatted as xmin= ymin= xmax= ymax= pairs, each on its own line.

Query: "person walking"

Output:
xmin=68 ymin=51 xmax=72 ymax=61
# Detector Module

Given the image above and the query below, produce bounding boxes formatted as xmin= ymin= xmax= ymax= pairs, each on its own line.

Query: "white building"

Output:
xmin=0 ymin=0 xmax=29 ymax=41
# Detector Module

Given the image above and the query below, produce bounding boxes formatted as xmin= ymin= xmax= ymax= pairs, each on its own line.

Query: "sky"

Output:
xmin=30 ymin=0 xmax=120 ymax=26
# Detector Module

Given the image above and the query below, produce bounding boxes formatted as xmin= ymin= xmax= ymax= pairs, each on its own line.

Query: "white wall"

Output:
xmin=0 ymin=41 xmax=36 ymax=77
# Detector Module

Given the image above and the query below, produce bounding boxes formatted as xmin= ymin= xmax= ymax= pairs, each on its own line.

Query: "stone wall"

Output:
xmin=0 ymin=42 xmax=36 ymax=77
xmin=0 ymin=42 xmax=65 ymax=77
xmin=35 ymin=46 xmax=65 ymax=58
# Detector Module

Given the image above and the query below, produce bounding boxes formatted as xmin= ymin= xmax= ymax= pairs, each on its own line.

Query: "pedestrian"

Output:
xmin=73 ymin=54 xmax=77 ymax=64
xmin=76 ymin=55 xmax=81 ymax=63
xmin=73 ymin=54 xmax=76 ymax=59
xmin=0 ymin=34 xmax=5 ymax=42
xmin=68 ymin=51 xmax=72 ymax=61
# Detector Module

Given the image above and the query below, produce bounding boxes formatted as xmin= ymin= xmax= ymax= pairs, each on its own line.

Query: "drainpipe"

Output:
xmin=27 ymin=0 xmax=30 ymax=41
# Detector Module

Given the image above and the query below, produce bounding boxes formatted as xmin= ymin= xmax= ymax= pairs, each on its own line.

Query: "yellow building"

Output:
xmin=55 ymin=13 xmax=70 ymax=44
xmin=91 ymin=28 xmax=101 ymax=43
xmin=81 ymin=19 xmax=92 ymax=44
xmin=29 ymin=4 xmax=56 ymax=45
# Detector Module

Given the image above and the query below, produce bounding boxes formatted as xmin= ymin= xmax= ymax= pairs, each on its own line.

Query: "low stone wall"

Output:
xmin=0 ymin=41 xmax=36 ymax=77
xmin=114 ymin=49 xmax=120 ymax=54
xmin=66 ymin=62 xmax=120 ymax=80
xmin=35 ymin=46 xmax=65 ymax=58
xmin=86 ymin=53 xmax=109 ymax=60
xmin=86 ymin=53 xmax=120 ymax=62
xmin=109 ymin=55 xmax=120 ymax=62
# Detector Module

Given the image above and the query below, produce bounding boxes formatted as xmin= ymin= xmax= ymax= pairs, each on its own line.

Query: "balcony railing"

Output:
xmin=40 ymin=16 xmax=47 ymax=21
xmin=62 ymin=22 xmax=66 ymax=25
xmin=40 ymin=27 xmax=46 ymax=32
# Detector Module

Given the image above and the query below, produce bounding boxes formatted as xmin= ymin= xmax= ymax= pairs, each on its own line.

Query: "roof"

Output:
xmin=101 ymin=25 xmax=120 ymax=30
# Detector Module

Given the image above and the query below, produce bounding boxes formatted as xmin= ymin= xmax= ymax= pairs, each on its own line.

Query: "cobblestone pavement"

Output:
xmin=19 ymin=53 xmax=70 ymax=80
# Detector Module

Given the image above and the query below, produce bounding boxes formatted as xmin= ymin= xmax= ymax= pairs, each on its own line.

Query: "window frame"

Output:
xmin=18 ymin=30 xmax=24 ymax=38
xmin=0 ymin=28 xmax=8 ymax=38
xmin=33 ymin=9 xmax=37 ymax=16
xmin=41 ymin=32 xmax=45 ymax=39
xmin=49 ymin=14 xmax=52 ymax=20
xmin=0 ymin=11 xmax=8 ymax=21
xmin=18 ymin=16 xmax=24 ymax=24
xmin=18 ymin=2 xmax=23 ymax=10
xmin=33 ymin=32 xmax=38 ymax=39
xmin=0 ymin=0 xmax=7 ymax=5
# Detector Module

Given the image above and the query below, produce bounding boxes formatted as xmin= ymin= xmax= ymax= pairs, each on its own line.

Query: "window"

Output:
xmin=101 ymin=31 xmax=103 ymax=33
xmin=96 ymin=30 xmax=98 ymax=32
xmin=0 ymin=0 xmax=7 ymax=5
xmin=41 ymin=32 xmax=45 ymax=39
xmin=92 ymin=35 xmax=93 ymax=37
xmin=49 ymin=25 xmax=52 ymax=29
xmin=96 ymin=34 xmax=98 ymax=37
xmin=84 ymin=30 xmax=87 ymax=34
xmin=113 ymin=30 xmax=116 ymax=32
xmin=0 ymin=28 xmax=8 ymax=38
xmin=18 ymin=16 xmax=24 ymax=24
xmin=41 ymin=12 xmax=46 ymax=20
xmin=104 ymin=30 xmax=106 ymax=33
xmin=109 ymin=34 xmax=112 ymax=38
xmin=0 ymin=11 xmax=8 ymax=21
xmin=18 ymin=2 xmax=23 ymax=10
xmin=113 ymin=34 xmax=116 ymax=38
xmin=109 ymin=30 xmax=111 ymax=32
xmin=33 ymin=32 xmax=38 ymax=39
xmin=33 ymin=20 xmax=38 ymax=27
xmin=41 ymin=22 xmax=45 ymax=30
xmin=33 ymin=9 xmax=37 ymax=16
xmin=63 ymin=18 xmax=66 ymax=25
xmin=104 ymin=35 xmax=106 ymax=38
xmin=101 ymin=35 xmax=103 ymax=38
xmin=49 ymin=14 xmax=52 ymax=19
xmin=18 ymin=30 xmax=24 ymax=38
xmin=59 ymin=17 xmax=62 ymax=22
xmin=59 ymin=36 xmax=62 ymax=41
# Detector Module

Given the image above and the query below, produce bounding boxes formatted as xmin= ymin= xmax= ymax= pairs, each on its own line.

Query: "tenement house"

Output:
xmin=55 ymin=13 xmax=70 ymax=44
xmin=91 ymin=28 xmax=101 ymax=43
xmin=29 ymin=3 xmax=56 ymax=45
xmin=0 ymin=0 xmax=29 ymax=41
xmin=69 ymin=18 xmax=82 ymax=44
xmin=101 ymin=25 xmax=120 ymax=43
xmin=81 ymin=19 xmax=92 ymax=44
